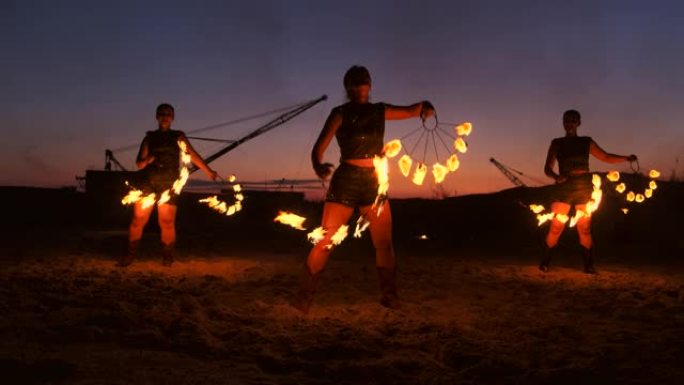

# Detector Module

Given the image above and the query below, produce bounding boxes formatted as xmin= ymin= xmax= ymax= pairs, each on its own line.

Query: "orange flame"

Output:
xmin=274 ymin=211 xmax=307 ymax=230
xmin=622 ymin=208 xmax=629 ymax=214
xmin=615 ymin=183 xmax=626 ymax=194
xmin=412 ymin=162 xmax=428 ymax=185
xmin=398 ymin=154 xmax=413 ymax=177
xmin=626 ymin=191 xmax=635 ymax=202
xmin=529 ymin=204 xmax=545 ymax=214
xmin=645 ymin=188 xmax=653 ymax=198
xmin=607 ymin=171 xmax=620 ymax=182
xmin=454 ymin=122 xmax=473 ymax=136
xmin=635 ymin=193 xmax=645 ymax=203
xmin=649 ymin=180 xmax=657 ymax=190
xmin=454 ymin=137 xmax=468 ymax=154
xmin=383 ymin=139 xmax=402 ymax=158
xmin=446 ymin=154 xmax=460 ymax=172
xmin=326 ymin=225 xmax=349 ymax=249
xmin=432 ymin=162 xmax=449 ymax=184
xmin=649 ymin=169 xmax=660 ymax=179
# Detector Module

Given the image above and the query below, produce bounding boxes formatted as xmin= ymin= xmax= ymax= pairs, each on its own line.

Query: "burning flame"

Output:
xmin=649 ymin=169 xmax=660 ymax=179
xmin=198 ymin=178 xmax=244 ymax=216
xmin=645 ymin=188 xmax=653 ymax=198
xmin=649 ymin=180 xmax=657 ymax=190
xmin=398 ymin=154 xmax=413 ymax=177
xmin=383 ymin=139 xmax=402 ymax=158
xmin=454 ymin=137 xmax=468 ymax=154
xmin=569 ymin=210 xmax=585 ymax=228
xmin=607 ymin=171 xmax=620 ymax=182
xmin=327 ymin=225 xmax=349 ymax=249
xmin=529 ymin=204 xmax=545 ymax=214
xmin=615 ymin=183 xmax=626 ymax=194
xmin=432 ymin=162 xmax=449 ymax=184
xmin=446 ymin=154 xmax=460 ymax=172
xmin=274 ymin=211 xmax=307 ymax=230
xmin=454 ymin=122 xmax=473 ymax=136
xmin=635 ymin=193 xmax=645 ymax=203
xmin=622 ymin=208 xmax=629 ymax=214
xmin=307 ymin=227 xmax=326 ymax=244
xmin=412 ymin=162 xmax=428 ymax=185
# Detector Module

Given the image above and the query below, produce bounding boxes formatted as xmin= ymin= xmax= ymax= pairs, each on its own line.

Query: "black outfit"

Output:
xmin=325 ymin=102 xmax=385 ymax=207
xmin=138 ymin=129 xmax=184 ymax=206
xmin=551 ymin=136 xmax=592 ymax=205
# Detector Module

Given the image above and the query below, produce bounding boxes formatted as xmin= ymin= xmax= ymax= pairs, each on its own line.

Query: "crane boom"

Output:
xmin=190 ymin=94 xmax=328 ymax=173
xmin=489 ymin=157 xmax=527 ymax=187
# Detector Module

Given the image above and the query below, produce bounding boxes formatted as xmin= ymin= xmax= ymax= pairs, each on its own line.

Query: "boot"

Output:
xmin=539 ymin=245 xmax=554 ymax=273
xmin=117 ymin=240 xmax=139 ymax=267
xmin=291 ymin=265 xmax=322 ymax=315
xmin=377 ymin=266 xmax=401 ymax=309
xmin=582 ymin=247 xmax=597 ymax=274
xmin=162 ymin=242 xmax=175 ymax=267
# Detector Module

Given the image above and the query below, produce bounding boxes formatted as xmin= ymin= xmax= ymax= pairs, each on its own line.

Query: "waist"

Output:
xmin=341 ymin=158 xmax=375 ymax=168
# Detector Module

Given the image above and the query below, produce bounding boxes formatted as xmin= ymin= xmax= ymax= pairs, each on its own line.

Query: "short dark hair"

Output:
xmin=156 ymin=103 xmax=175 ymax=115
xmin=343 ymin=65 xmax=371 ymax=89
xmin=563 ymin=109 xmax=581 ymax=120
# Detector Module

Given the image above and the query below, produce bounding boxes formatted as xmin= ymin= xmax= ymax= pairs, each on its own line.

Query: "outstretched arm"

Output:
xmin=180 ymin=134 xmax=218 ymax=180
xmin=385 ymin=101 xmax=435 ymax=120
xmin=544 ymin=140 xmax=562 ymax=183
xmin=135 ymin=137 xmax=154 ymax=170
xmin=590 ymin=140 xmax=637 ymax=164
xmin=311 ymin=110 xmax=342 ymax=179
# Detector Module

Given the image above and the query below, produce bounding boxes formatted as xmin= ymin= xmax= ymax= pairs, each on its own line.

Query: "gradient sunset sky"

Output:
xmin=3 ymin=0 xmax=683 ymax=198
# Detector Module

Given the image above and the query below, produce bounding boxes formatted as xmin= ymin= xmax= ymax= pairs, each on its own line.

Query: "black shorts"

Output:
xmin=136 ymin=171 xmax=180 ymax=206
xmin=554 ymin=174 xmax=593 ymax=205
xmin=325 ymin=163 xmax=379 ymax=207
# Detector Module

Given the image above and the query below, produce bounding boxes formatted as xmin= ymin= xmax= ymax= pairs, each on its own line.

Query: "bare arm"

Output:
xmin=590 ymin=140 xmax=636 ymax=164
xmin=544 ymin=140 xmax=561 ymax=182
xmin=384 ymin=101 xmax=434 ymax=120
xmin=135 ymin=137 xmax=154 ymax=170
xmin=311 ymin=110 xmax=342 ymax=179
xmin=180 ymin=134 xmax=218 ymax=179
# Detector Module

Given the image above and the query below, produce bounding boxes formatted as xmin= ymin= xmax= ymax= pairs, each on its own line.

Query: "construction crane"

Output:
xmin=190 ymin=94 xmax=327 ymax=173
xmin=489 ymin=157 xmax=527 ymax=187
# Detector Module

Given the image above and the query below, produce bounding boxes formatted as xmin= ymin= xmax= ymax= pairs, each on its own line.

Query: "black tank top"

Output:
xmin=144 ymin=129 xmax=184 ymax=180
xmin=334 ymin=102 xmax=385 ymax=160
xmin=553 ymin=136 xmax=591 ymax=177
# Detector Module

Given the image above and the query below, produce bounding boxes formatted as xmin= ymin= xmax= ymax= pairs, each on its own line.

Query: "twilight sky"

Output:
xmin=2 ymin=0 xmax=683 ymax=198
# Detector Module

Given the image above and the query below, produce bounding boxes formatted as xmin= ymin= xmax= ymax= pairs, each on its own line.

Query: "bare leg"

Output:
xmin=157 ymin=203 xmax=177 ymax=266
xmin=575 ymin=204 xmax=596 ymax=274
xmin=120 ymin=201 xmax=154 ymax=266
xmin=540 ymin=202 xmax=570 ymax=272
xmin=362 ymin=200 xmax=400 ymax=309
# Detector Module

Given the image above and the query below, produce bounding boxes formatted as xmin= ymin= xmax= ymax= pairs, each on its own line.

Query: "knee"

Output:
xmin=130 ymin=216 xmax=147 ymax=229
xmin=548 ymin=223 xmax=564 ymax=236
xmin=158 ymin=218 xmax=175 ymax=230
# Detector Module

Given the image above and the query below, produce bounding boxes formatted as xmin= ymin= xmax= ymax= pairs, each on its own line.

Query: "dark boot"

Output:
xmin=162 ymin=242 xmax=175 ymax=267
xmin=539 ymin=245 xmax=554 ymax=272
xmin=291 ymin=265 xmax=322 ymax=315
xmin=117 ymin=240 xmax=139 ymax=267
xmin=582 ymin=247 xmax=597 ymax=274
xmin=377 ymin=266 xmax=401 ymax=309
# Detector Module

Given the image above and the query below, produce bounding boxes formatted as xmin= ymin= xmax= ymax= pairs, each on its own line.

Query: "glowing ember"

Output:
xmin=418 ymin=234 xmax=429 ymax=240
xmin=607 ymin=171 xmax=620 ymax=182
xmin=274 ymin=211 xmax=307 ymax=230
xmin=454 ymin=122 xmax=473 ymax=136
xmin=454 ymin=137 xmax=468 ymax=154
xmin=383 ymin=139 xmax=402 ymax=158
xmin=307 ymin=227 xmax=326 ymax=245
xmin=529 ymin=204 xmax=545 ymax=214
xmin=649 ymin=180 xmax=658 ymax=190
xmin=626 ymin=191 xmax=636 ymax=202
xmin=432 ymin=162 xmax=449 ymax=184
xmin=398 ymin=154 xmax=413 ymax=177
xmin=649 ymin=169 xmax=660 ymax=178
xmin=622 ymin=208 xmax=629 ymax=214
xmin=615 ymin=183 xmax=626 ymax=194
xmin=645 ymin=188 xmax=653 ymax=198
xmin=412 ymin=162 xmax=428 ymax=185
xmin=228 ymin=174 xmax=236 ymax=183
xmin=635 ymin=193 xmax=645 ymax=203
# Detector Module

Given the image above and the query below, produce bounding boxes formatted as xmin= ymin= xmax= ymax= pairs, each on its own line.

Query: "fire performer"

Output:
xmin=292 ymin=66 xmax=435 ymax=313
xmin=118 ymin=103 xmax=218 ymax=267
xmin=540 ymin=109 xmax=636 ymax=274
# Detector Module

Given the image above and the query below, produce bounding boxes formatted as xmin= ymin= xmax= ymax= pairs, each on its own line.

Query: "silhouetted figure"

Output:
xmin=292 ymin=66 xmax=435 ymax=313
xmin=540 ymin=109 xmax=637 ymax=274
xmin=118 ymin=103 xmax=217 ymax=267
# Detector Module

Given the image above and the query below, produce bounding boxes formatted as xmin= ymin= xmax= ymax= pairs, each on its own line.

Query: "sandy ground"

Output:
xmin=1 ymin=230 xmax=683 ymax=385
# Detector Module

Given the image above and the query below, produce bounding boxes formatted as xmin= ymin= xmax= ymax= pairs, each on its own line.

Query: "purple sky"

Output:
xmin=2 ymin=0 xmax=683 ymax=198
